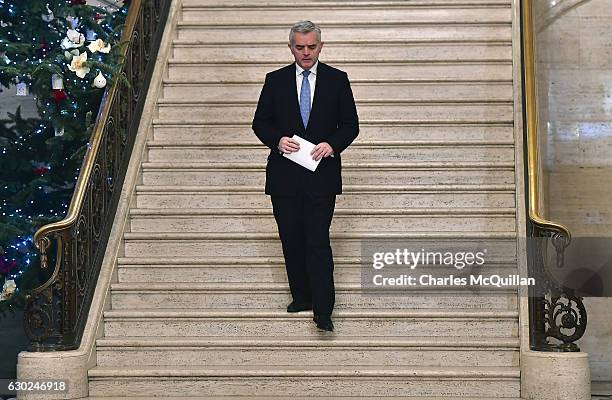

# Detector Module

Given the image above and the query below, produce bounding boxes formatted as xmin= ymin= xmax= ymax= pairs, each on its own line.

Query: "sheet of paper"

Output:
xmin=282 ymin=135 xmax=321 ymax=172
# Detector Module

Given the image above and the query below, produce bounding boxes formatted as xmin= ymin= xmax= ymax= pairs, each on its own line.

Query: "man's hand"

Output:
xmin=311 ymin=142 xmax=334 ymax=161
xmin=278 ymin=136 xmax=300 ymax=153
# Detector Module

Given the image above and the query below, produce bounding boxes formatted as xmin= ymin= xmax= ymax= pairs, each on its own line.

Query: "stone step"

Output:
xmin=122 ymin=231 xmax=517 ymax=258
xmin=171 ymin=42 xmax=511 ymax=63
xmin=87 ymin=396 xmax=525 ymax=400
xmin=155 ymin=100 xmax=514 ymax=123
xmin=103 ymin=308 xmax=519 ymax=338
xmin=151 ymin=121 xmax=514 ymax=144
xmin=128 ymin=207 xmax=516 ymax=233
xmin=109 ymin=282 xmax=518 ymax=310
xmin=176 ymin=23 xmax=512 ymax=43
xmin=134 ymin=184 xmax=516 ymax=209
xmin=183 ymin=0 xmax=512 ymax=6
xmin=167 ymin=61 xmax=512 ymax=81
xmin=162 ymin=80 xmax=513 ymax=102
xmin=151 ymin=121 xmax=514 ymax=143
xmin=179 ymin=6 xmax=511 ymax=25
xmin=116 ymin=257 xmax=517 ymax=284
xmin=146 ymin=142 xmax=514 ymax=164
xmin=140 ymin=162 xmax=515 ymax=186
xmin=116 ymin=257 xmax=360 ymax=283
xmin=95 ymin=335 xmax=519 ymax=368
xmin=88 ymin=364 xmax=519 ymax=397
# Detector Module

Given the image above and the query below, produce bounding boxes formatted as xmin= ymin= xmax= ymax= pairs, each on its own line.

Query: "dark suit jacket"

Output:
xmin=252 ymin=62 xmax=359 ymax=196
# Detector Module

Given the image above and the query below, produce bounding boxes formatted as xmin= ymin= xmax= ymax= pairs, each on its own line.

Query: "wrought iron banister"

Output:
xmin=24 ymin=0 xmax=171 ymax=351
xmin=521 ymin=0 xmax=587 ymax=352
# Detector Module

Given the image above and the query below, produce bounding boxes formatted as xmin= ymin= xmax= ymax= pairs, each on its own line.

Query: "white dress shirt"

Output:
xmin=296 ymin=61 xmax=318 ymax=107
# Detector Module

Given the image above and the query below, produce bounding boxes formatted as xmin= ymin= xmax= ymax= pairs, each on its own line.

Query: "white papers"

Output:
xmin=282 ymin=135 xmax=321 ymax=172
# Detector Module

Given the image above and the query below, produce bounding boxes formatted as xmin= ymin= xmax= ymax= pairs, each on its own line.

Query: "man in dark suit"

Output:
xmin=252 ymin=20 xmax=359 ymax=332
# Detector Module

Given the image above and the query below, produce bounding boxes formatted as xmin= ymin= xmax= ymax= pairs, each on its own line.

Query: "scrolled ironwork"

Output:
xmin=25 ymin=0 xmax=171 ymax=352
xmin=522 ymin=0 xmax=587 ymax=352
xmin=546 ymin=293 xmax=587 ymax=344
xmin=527 ymin=222 xmax=587 ymax=351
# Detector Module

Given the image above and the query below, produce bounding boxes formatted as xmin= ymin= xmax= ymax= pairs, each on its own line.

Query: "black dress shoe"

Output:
xmin=286 ymin=301 xmax=312 ymax=313
xmin=313 ymin=315 xmax=334 ymax=332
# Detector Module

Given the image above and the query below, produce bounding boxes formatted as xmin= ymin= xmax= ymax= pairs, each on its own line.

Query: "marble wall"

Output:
xmin=0 ymin=85 xmax=38 ymax=119
xmin=535 ymin=0 xmax=612 ymax=393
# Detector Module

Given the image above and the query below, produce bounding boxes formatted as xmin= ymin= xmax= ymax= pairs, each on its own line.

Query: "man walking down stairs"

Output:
xmin=252 ymin=20 xmax=361 ymax=333
xmin=88 ymin=0 xmax=523 ymax=398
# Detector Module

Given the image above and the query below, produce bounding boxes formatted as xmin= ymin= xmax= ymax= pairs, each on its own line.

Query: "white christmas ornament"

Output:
xmin=0 ymin=51 xmax=9 ymax=65
xmin=41 ymin=4 xmax=54 ymax=22
xmin=16 ymin=82 xmax=29 ymax=96
xmin=93 ymin=71 xmax=107 ymax=88
xmin=61 ymin=29 xmax=85 ymax=50
xmin=85 ymin=29 xmax=97 ymax=41
xmin=87 ymin=39 xmax=111 ymax=54
xmin=65 ymin=16 xmax=80 ymax=28
xmin=1 ymin=280 xmax=17 ymax=300
xmin=55 ymin=125 xmax=65 ymax=137
xmin=67 ymin=29 xmax=83 ymax=43
xmin=68 ymin=52 xmax=90 ymax=78
xmin=51 ymin=74 xmax=64 ymax=90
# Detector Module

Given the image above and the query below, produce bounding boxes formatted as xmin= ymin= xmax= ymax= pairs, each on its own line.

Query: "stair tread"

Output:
xmin=179 ymin=20 xmax=513 ymax=26
xmin=110 ymin=281 xmax=517 ymax=291
xmin=123 ymin=231 xmax=517 ymax=239
xmin=135 ymin=184 xmax=516 ymax=192
xmin=182 ymin=0 xmax=512 ymax=7
xmin=96 ymin=335 xmax=519 ymax=347
xmin=141 ymin=161 xmax=516 ymax=168
xmin=157 ymin=98 xmax=512 ymax=105
xmin=147 ymin=139 xmax=514 ymax=145
xmin=129 ymin=207 xmax=516 ymax=215
xmin=152 ymin=118 xmax=514 ymax=125
xmin=117 ymin=258 xmax=514 ymax=267
xmin=117 ymin=256 xmax=352 ymax=264
xmin=104 ymin=308 xmax=518 ymax=318
xmin=87 ymin=397 xmax=525 ymax=400
xmin=168 ymin=58 xmax=511 ymax=63
xmin=153 ymin=120 xmax=515 ymax=125
xmin=162 ymin=78 xmax=514 ymax=84
xmin=172 ymin=39 xmax=512 ymax=45
xmin=89 ymin=364 xmax=519 ymax=378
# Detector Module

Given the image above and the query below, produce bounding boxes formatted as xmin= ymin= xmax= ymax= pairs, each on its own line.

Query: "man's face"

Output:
xmin=288 ymin=31 xmax=323 ymax=70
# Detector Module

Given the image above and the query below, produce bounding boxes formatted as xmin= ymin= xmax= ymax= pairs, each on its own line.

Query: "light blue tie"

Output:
xmin=300 ymin=70 xmax=311 ymax=128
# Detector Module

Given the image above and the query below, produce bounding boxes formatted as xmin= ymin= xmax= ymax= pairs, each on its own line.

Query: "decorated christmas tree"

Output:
xmin=0 ymin=0 xmax=128 ymax=316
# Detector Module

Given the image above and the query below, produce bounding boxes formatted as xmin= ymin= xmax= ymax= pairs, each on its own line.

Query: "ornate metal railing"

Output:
xmin=24 ymin=0 xmax=171 ymax=351
xmin=521 ymin=0 xmax=587 ymax=352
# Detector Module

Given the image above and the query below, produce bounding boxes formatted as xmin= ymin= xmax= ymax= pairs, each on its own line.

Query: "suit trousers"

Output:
xmin=271 ymin=193 xmax=336 ymax=317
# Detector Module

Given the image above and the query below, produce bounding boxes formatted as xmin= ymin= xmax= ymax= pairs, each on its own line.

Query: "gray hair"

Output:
xmin=289 ymin=20 xmax=321 ymax=44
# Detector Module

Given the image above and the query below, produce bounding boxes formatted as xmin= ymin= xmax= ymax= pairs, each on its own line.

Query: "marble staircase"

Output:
xmin=87 ymin=0 xmax=523 ymax=398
